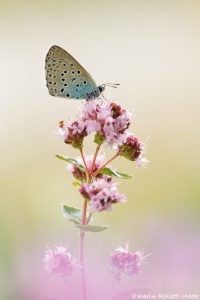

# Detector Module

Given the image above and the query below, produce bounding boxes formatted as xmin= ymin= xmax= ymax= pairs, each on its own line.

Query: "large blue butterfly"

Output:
xmin=45 ymin=45 xmax=108 ymax=100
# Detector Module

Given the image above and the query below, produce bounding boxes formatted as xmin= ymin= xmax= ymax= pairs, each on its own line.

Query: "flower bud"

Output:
xmin=118 ymin=135 xmax=142 ymax=161
xmin=58 ymin=120 xmax=87 ymax=149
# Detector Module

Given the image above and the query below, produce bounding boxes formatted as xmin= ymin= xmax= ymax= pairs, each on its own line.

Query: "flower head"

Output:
xmin=118 ymin=134 xmax=142 ymax=161
xmin=79 ymin=178 xmax=127 ymax=212
xmin=58 ymin=101 xmax=131 ymax=148
xmin=44 ymin=246 xmax=75 ymax=278
xmin=109 ymin=244 xmax=146 ymax=280
xmin=58 ymin=120 xmax=87 ymax=149
xmin=93 ymin=101 xmax=130 ymax=147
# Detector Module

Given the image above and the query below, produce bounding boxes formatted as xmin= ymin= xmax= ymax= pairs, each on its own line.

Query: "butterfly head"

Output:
xmin=86 ymin=85 xmax=105 ymax=100
xmin=98 ymin=85 xmax=105 ymax=94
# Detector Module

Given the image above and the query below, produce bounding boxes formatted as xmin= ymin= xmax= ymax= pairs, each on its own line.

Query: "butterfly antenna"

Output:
xmin=104 ymin=83 xmax=120 ymax=88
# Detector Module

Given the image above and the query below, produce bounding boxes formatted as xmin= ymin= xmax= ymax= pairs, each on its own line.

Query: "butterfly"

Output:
xmin=45 ymin=45 xmax=119 ymax=101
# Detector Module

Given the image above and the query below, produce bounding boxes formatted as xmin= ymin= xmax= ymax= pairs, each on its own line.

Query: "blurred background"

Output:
xmin=0 ymin=0 xmax=200 ymax=299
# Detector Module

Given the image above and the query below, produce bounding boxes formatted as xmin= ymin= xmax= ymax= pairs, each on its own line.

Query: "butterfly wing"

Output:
xmin=45 ymin=45 xmax=97 ymax=99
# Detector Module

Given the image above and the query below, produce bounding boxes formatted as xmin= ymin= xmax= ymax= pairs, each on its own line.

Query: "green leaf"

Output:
xmin=76 ymin=224 xmax=108 ymax=232
xmin=62 ymin=205 xmax=82 ymax=224
xmin=55 ymin=155 xmax=84 ymax=170
xmin=99 ymin=167 xmax=132 ymax=179
xmin=94 ymin=133 xmax=105 ymax=146
xmin=73 ymin=182 xmax=81 ymax=188
xmin=62 ymin=205 xmax=108 ymax=232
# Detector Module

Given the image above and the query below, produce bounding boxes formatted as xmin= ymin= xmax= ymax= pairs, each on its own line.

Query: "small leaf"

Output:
xmin=56 ymin=155 xmax=84 ymax=170
xmin=62 ymin=204 xmax=82 ymax=224
xmin=99 ymin=167 xmax=132 ymax=179
xmin=94 ymin=133 xmax=105 ymax=146
xmin=73 ymin=182 xmax=81 ymax=188
xmin=113 ymin=171 xmax=132 ymax=179
xmin=76 ymin=224 xmax=108 ymax=232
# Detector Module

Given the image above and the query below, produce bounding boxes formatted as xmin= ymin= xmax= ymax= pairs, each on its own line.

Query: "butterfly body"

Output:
xmin=45 ymin=45 xmax=105 ymax=100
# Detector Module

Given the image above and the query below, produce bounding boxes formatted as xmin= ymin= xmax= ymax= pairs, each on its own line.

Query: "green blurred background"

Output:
xmin=0 ymin=0 xmax=200 ymax=299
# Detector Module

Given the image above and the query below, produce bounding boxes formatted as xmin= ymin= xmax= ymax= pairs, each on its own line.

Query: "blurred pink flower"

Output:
xmin=79 ymin=178 xmax=127 ymax=212
xmin=44 ymin=246 xmax=75 ymax=278
xmin=110 ymin=244 xmax=145 ymax=280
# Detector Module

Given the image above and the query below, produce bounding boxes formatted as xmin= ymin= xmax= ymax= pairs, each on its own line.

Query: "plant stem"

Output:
xmin=89 ymin=144 xmax=101 ymax=175
xmin=86 ymin=212 xmax=93 ymax=225
xmin=80 ymin=147 xmax=89 ymax=173
xmin=81 ymin=198 xmax=88 ymax=226
xmin=80 ymin=147 xmax=89 ymax=181
xmin=92 ymin=152 xmax=120 ymax=177
xmin=80 ymin=198 xmax=88 ymax=300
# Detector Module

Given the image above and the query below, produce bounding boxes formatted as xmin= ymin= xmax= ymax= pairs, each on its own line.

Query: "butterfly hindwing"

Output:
xmin=45 ymin=45 xmax=97 ymax=99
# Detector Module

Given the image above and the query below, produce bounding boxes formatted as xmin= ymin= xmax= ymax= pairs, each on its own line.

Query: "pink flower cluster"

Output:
xmin=58 ymin=120 xmax=87 ymax=149
xmin=110 ymin=244 xmax=144 ymax=280
xmin=79 ymin=177 xmax=127 ymax=212
xmin=58 ymin=100 xmax=149 ymax=166
xmin=58 ymin=101 xmax=130 ymax=148
xmin=118 ymin=134 xmax=142 ymax=161
xmin=44 ymin=246 xmax=75 ymax=278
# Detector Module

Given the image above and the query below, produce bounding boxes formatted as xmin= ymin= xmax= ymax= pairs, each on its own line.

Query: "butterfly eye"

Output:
xmin=99 ymin=86 xmax=105 ymax=93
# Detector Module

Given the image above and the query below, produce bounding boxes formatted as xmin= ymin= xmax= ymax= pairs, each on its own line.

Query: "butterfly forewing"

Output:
xmin=45 ymin=45 xmax=97 ymax=99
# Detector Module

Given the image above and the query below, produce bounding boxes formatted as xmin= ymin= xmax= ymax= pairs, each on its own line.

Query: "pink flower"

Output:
xmin=84 ymin=119 xmax=100 ymax=134
xmin=79 ymin=178 xmax=127 ymax=212
xmin=96 ymin=102 xmax=130 ymax=146
xmin=136 ymin=156 xmax=150 ymax=168
xmin=58 ymin=101 xmax=131 ymax=148
xmin=58 ymin=120 xmax=87 ymax=149
xmin=118 ymin=134 xmax=142 ymax=161
xmin=44 ymin=246 xmax=75 ymax=278
xmin=103 ymin=117 xmax=114 ymax=135
xmin=109 ymin=244 xmax=146 ymax=280
xmin=67 ymin=163 xmax=86 ymax=182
